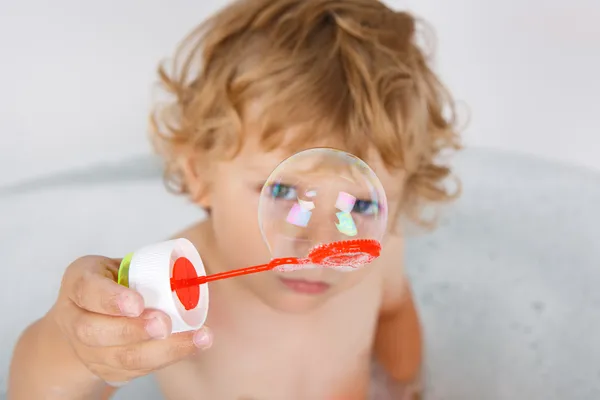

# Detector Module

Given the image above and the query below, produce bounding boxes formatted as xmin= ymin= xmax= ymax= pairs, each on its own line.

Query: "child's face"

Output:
xmin=196 ymin=133 xmax=402 ymax=314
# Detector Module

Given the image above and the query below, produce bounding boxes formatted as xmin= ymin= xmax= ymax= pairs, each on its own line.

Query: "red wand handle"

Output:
xmin=170 ymin=257 xmax=302 ymax=291
xmin=170 ymin=239 xmax=381 ymax=292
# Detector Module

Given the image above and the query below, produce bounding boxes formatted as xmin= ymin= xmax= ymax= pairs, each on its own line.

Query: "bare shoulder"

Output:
xmin=378 ymin=233 xmax=410 ymax=314
xmin=169 ymin=219 xmax=212 ymax=248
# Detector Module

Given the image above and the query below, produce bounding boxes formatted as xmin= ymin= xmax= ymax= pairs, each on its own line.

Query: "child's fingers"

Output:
xmin=103 ymin=326 xmax=213 ymax=372
xmin=64 ymin=256 xmax=144 ymax=317
xmin=68 ymin=307 xmax=173 ymax=347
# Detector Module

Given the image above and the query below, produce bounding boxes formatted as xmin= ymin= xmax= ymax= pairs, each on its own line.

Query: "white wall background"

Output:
xmin=1 ymin=0 xmax=598 ymax=188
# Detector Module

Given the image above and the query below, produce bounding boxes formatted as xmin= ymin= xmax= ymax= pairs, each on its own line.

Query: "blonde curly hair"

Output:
xmin=150 ymin=0 xmax=462 ymax=227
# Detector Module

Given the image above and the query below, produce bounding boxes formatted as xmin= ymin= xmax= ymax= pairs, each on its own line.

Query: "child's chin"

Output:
xmin=260 ymin=292 xmax=330 ymax=314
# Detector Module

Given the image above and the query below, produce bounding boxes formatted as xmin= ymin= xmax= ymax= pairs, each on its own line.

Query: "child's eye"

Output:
xmin=352 ymin=199 xmax=379 ymax=216
xmin=268 ymin=183 xmax=297 ymax=200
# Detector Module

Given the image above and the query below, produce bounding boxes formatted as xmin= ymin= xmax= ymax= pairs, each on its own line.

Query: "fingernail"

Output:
xmin=118 ymin=292 xmax=142 ymax=317
xmin=145 ymin=317 xmax=168 ymax=339
xmin=193 ymin=328 xmax=212 ymax=349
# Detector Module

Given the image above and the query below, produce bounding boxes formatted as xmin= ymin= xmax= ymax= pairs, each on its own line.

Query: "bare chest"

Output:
xmin=156 ymin=284 xmax=382 ymax=399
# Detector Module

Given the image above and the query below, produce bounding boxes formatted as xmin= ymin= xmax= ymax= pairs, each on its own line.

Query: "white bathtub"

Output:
xmin=1 ymin=148 xmax=598 ymax=399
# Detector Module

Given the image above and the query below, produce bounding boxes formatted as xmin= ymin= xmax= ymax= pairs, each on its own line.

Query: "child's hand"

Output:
xmin=49 ymin=255 xmax=213 ymax=385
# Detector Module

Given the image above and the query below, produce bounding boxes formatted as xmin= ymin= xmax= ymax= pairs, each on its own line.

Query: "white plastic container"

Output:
xmin=118 ymin=238 xmax=209 ymax=333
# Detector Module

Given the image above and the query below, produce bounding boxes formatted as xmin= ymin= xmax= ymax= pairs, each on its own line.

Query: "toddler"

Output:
xmin=8 ymin=0 xmax=461 ymax=399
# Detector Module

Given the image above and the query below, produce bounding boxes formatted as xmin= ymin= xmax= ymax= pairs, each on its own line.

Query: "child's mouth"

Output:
xmin=278 ymin=277 xmax=331 ymax=294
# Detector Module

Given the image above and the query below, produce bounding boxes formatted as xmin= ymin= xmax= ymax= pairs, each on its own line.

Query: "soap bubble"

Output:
xmin=258 ymin=148 xmax=388 ymax=271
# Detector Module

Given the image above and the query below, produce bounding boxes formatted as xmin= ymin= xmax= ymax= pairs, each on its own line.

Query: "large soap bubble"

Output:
xmin=258 ymin=148 xmax=388 ymax=271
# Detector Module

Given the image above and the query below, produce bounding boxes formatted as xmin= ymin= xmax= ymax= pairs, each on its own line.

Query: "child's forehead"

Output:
xmin=231 ymin=132 xmax=404 ymax=198
xmin=234 ymin=130 xmax=350 ymax=170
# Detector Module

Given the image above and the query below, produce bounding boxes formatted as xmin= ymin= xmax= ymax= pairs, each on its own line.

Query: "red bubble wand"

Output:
xmin=169 ymin=239 xmax=381 ymax=309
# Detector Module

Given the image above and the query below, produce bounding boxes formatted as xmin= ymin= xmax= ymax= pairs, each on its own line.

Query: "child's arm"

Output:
xmin=374 ymin=279 xmax=423 ymax=382
xmin=8 ymin=313 xmax=116 ymax=400
xmin=372 ymin=234 xmax=423 ymax=388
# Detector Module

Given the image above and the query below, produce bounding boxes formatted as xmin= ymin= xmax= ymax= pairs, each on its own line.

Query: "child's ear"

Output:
xmin=178 ymin=154 xmax=211 ymax=208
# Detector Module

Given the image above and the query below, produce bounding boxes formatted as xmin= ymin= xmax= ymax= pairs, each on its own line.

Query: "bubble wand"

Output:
xmin=169 ymin=238 xmax=381 ymax=290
